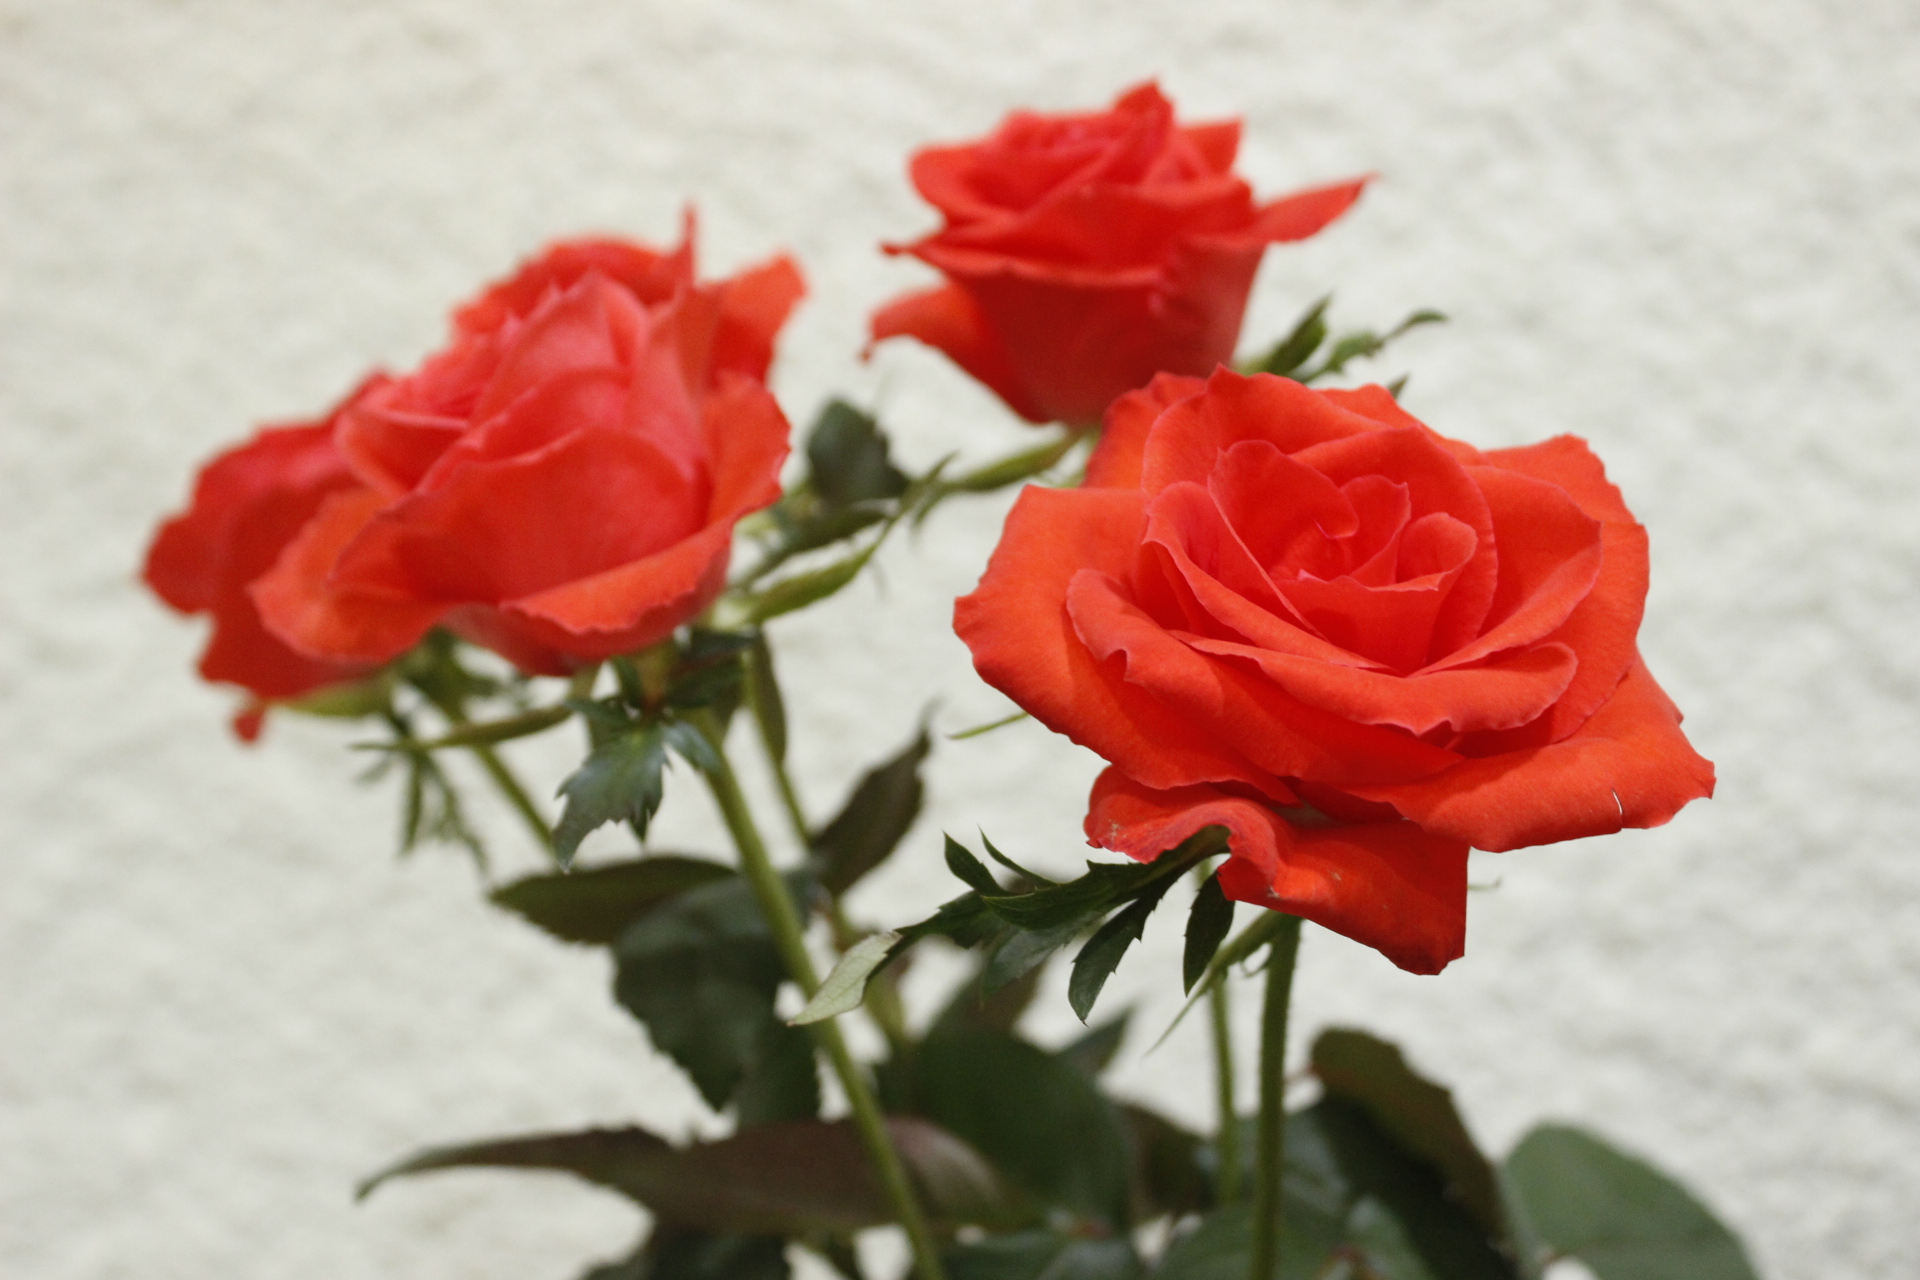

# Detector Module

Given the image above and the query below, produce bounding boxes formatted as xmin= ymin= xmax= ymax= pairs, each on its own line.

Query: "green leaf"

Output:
xmin=554 ymin=722 xmax=667 ymax=866
xmin=1068 ymin=889 xmax=1165 ymax=1022
xmin=807 ymin=399 xmax=910 ymax=508
xmin=634 ymin=1230 xmax=790 ymax=1280
xmin=1310 ymin=1028 xmax=1505 ymax=1239
xmin=1121 ymin=1104 xmax=1210 ymax=1224
xmin=908 ymin=1023 xmax=1134 ymax=1229
xmin=812 ymin=728 xmax=931 ymax=894
xmin=893 ymin=892 xmax=1003 ymax=955
xmin=1059 ymin=1012 xmax=1130 ymax=1079
xmin=357 ymin=702 xmax=572 ymax=752
xmin=1156 ymin=910 xmax=1297 ymax=1049
xmin=945 ymin=834 xmax=1002 ymax=895
xmin=945 ymin=1231 xmax=1141 ymax=1280
xmin=932 ymin=959 xmax=1043 ymax=1036
xmin=489 ymin=855 xmax=736 ymax=946
xmin=981 ymin=921 xmax=1079 ymax=995
xmin=981 ymin=833 xmax=1057 ymax=885
xmin=1502 ymin=1125 xmax=1758 ymax=1280
xmin=792 ymin=931 xmax=900 ymax=1025
xmin=1182 ymin=872 xmax=1235 ymax=994
xmin=612 ymin=876 xmax=788 ymax=1110
xmin=732 ymin=1019 xmax=820 ymax=1128
xmin=982 ymin=830 xmax=1219 ymax=932
xmin=662 ymin=718 xmax=722 ymax=774
xmin=745 ymin=635 xmax=788 ymax=764
xmin=357 ymin=1126 xmax=676 ymax=1203
xmin=1249 ymin=295 xmax=1331 ymax=377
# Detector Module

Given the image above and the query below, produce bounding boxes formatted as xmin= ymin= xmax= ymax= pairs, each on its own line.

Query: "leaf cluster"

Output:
xmin=1245 ymin=297 xmax=1447 ymax=393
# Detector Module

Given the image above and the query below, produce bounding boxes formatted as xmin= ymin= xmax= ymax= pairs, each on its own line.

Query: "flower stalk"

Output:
xmin=1248 ymin=914 xmax=1304 ymax=1280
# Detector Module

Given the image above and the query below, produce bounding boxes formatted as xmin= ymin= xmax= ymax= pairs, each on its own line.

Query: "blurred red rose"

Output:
xmin=143 ymin=389 xmax=381 ymax=740
xmin=871 ymin=82 xmax=1365 ymax=427
xmin=955 ymin=370 xmax=1714 ymax=973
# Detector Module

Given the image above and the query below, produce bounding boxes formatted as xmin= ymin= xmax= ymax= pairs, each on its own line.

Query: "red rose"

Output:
xmin=954 ymin=370 xmax=1714 ymax=973
xmin=870 ymin=82 xmax=1366 ymax=427
xmin=143 ymin=391 xmax=379 ymax=740
xmin=249 ymin=225 xmax=803 ymax=676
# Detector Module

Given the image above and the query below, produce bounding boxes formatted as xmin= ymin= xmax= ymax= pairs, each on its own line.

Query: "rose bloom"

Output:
xmin=248 ymin=226 xmax=802 ymax=678
xmin=955 ymin=371 xmax=1714 ymax=973
xmin=143 ymin=391 xmax=379 ymax=740
xmin=871 ymin=82 xmax=1365 ymax=428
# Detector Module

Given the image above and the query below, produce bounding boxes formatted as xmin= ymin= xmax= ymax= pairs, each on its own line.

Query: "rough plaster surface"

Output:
xmin=4 ymin=2 xmax=1917 ymax=1276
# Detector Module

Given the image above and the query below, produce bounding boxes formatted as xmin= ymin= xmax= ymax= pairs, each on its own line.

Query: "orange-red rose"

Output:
xmin=248 ymin=226 xmax=802 ymax=677
xmin=954 ymin=370 xmax=1714 ymax=973
xmin=871 ymin=82 xmax=1365 ymax=428
xmin=143 ymin=392 xmax=378 ymax=739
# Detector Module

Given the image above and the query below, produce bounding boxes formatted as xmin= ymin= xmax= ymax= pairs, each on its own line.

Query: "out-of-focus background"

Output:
xmin=5 ymin=2 xmax=1917 ymax=1276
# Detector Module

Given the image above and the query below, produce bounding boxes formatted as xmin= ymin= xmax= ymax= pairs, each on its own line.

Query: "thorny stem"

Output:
xmin=1249 ymin=915 xmax=1304 ymax=1280
xmin=693 ymin=715 xmax=948 ymax=1280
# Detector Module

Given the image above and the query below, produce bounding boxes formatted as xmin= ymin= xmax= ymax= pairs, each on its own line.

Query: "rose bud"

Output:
xmin=955 ymin=371 xmax=1714 ymax=974
xmin=249 ymin=222 xmax=803 ymax=677
xmin=143 ymin=390 xmax=380 ymax=740
xmin=871 ymin=81 xmax=1365 ymax=427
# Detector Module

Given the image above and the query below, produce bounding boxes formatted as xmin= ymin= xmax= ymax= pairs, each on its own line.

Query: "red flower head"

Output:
xmin=871 ymin=82 xmax=1366 ymax=428
xmin=955 ymin=371 xmax=1714 ymax=973
xmin=248 ymin=221 xmax=803 ymax=677
xmin=143 ymin=389 xmax=380 ymax=740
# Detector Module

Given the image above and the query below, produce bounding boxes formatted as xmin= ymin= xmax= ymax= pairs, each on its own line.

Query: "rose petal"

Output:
xmin=869 ymin=282 xmax=1048 ymax=423
xmin=1085 ymin=373 xmax=1206 ymax=489
xmin=1347 ymin=659 xmax=1715 ymax=851
xmin=1139 ymin=369 xmax=1375 ymax=496
xmin=1246 ymin=177 xmax=1370 ymax=243
xmin=1085 ymin=768 xmax=1466 ymax=975
xmin=701 ymin=374 xmax=792 ymax=523
xmin=954 ymin=487 xmax=1280 ymax=794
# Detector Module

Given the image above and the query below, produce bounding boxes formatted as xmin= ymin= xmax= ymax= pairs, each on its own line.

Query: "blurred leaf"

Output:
xmin=1183 ymin=872 xmax=1235 ymax=994
xmin=745 ymin=635 xmax=788 ymax=764
xmin=361 ymin=702 xmax=570 ymax=752
xmin=1311 ymin=1028 xmax=1505 ymax=1239
xmin=612 ymin=876 xmax=788 ymax=1110
xmin=813 ymin=729 xmax=931 ymax=894
xmin=981 ymin=857 xmax=1173 ymax=932
xmin=740 ymin=551 xmax=871 ymax=625
xmin=1300 ymin=309 xmax=1447 ymax=385
xmin=664 ymin=632 xmax=752 ymax=712
xmin=489 ymin=855 xmax=735 ymax=946
xmin=357 ymin=1126 xmax=675 ymax=1203
xmin=1249 ymin=295 xmax=1331 ymax=377
xmin=1502 ymin=1125 xmax=1759 ymax=1280
xmin=941 ymin=430 xmax=1082 ymax=495
xmin=945 ymin=1231 xmax=1141 ymax=1280
xmin=733 ymin=1019 xmax=820 ymax=1128
xmin=807 ymin=400 xmax=910 ymax=508
xmin=1122 ymin=1104 xmax=1210 ymax=1224
xmin=635 ymin=1230 xmax=789 ymax=1280
xmin=1069 ymin=880 xmax=1173 ymax=1021
xmin=909 ymin=1023 xmax=1134 ymax=1228
xmin=1060 ymin=1012 xmax=1130 ymax=1079
xmin=554 ymin=721 xmax=667 ymax=867
xmin=793 ymin=932 xmax=901 ymax=1025
xmin=933 ymin=959 xmax=1043 ymax=1036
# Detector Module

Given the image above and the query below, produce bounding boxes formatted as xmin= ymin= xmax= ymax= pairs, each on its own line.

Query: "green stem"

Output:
xmin=1210 ymin=969 xmax=1242 ymax=1204
xmin=696 ymin=719 xmax=948 ymax=1280
xmin=1248 ymin=915 xmax=1304 ymax=1280
xmin=469 ymin=743 xmax=554 ymax=855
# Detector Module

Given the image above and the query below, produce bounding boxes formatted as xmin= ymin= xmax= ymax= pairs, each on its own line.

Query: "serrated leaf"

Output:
xmin=662 ymin=718 xmax=722 ymax=773
xmin=807 ymin=399 xmax=909 ymax=508
xmin=1251 ymin=295 xmax=1331 ymax=377
xmin=1183 ymin=872 xmax=1235 ymax=994
xmin=1311 ymin=1029 xmax=1504 ymax=1240
xmin=554 ymin=722 xmax=667 ymax=866
xmin=613 ymin=876 xmax=787 ymax=1109
xmin=1068 ymin=888 xmax=1166 ymax=1022
xmin=489 ymin=855 xmax=735 ymax=946
xmin=812 ymin=728 xmax=930 ymax=894
xmin=792 ymin=932 xmax=900 ymax=1025
xmin=945 ymin=834 xmax=1001 ymax=895
xmin=981 ymin=831 xmax=1218 ymax=932
xmin=1502 ymin=1125 xmax=1758 ymax=1280
xmin=1156 ymin=910 xmax=1296 ymax=1049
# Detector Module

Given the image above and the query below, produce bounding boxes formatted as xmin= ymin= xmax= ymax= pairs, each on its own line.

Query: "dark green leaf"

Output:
xmin=1122 ymin=1104 xmax=1210 ymax=1224
xmin=907 ymin=1023 xmax=1134 ymax=1228
xmin=732 ymin=1019 xmax=820 ymax=1128
xmin=1060 ymin=1012 xmax=1130 ymax=1079
xmin=1311 ymin=1028 xmax=1505 ymax=1239
xmin=489 ymin=855 xmax=735 ymax=946
xmin=813 ymin=728 xmax=931 ymax=894
xmin=801 ymin=1236 xmax=866 ymax=1280
xmin=1183 ymin=872 xmax=1235 ymax=995
xmin=945 ymin=834 xmax=1002 ymax=894
xmin=554 ymin=722 xmax=668 ymax=866
xmin=981 ymin=922 xmax=1079 ymax=995
xmin=1250 ymin=295 xmax=1331 ymax=377
xmin=639 ymin=1230 xmax=789 ymax=1280
xmin=1069 ymin=876 xmax=1175 ymax=1022
xmin=745 ymin=635 xmax=788 ymax=764
xmin=892 ymin=892 xmax=1003 ymax=957
xmin=983 ymin=832 xmax=1219 ymax=932
xmin=807 ymin=400 xmax=910 ymax=508
xmin=933 ymin=959 xmax=1043 ymax=1036
xmin=1502 ymin=1125 xmax=1758 ymax=1280
xmin=662 ymin=719 xmax=722 ymax=774
xmin=613 ymin=876 xmax=787 ymax=1109
xmin=945 ymin=1231 xmax=1141 ymax=1280
xmin=981 ymin=833 xmax=1057 ymax=885
xmin=356 ymin=1125 xmax=676 ymax=1203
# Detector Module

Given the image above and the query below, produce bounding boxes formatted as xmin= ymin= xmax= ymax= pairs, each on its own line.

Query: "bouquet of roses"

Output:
xmin=144 ymin=84 xmax=1748 ymax=1280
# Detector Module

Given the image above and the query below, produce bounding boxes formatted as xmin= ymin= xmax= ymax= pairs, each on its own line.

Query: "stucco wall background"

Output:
xmin=4 ymin=2 xmax=1918 ymax=1277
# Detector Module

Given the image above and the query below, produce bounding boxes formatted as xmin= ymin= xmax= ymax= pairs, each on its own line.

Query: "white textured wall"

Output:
xmin=5 ymin=2 xmax=1918 ymax=1277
